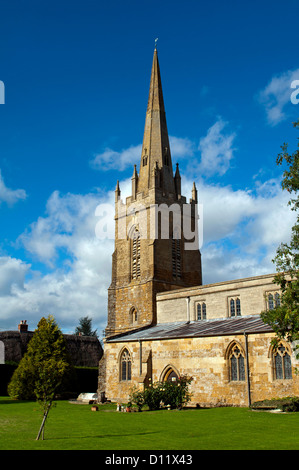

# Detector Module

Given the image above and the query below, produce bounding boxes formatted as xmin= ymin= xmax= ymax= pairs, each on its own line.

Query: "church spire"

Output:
xmin=137 ymin=47 xmax=175 ymax=195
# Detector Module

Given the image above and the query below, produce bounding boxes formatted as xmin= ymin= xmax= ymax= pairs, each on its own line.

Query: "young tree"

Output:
xmin=261 ymin=120 xmax=299 ymax=354
xmin=75 ymin=316 xmax=97 ymax=337
xmin=8 ymin=315 xmax=71 ymax=440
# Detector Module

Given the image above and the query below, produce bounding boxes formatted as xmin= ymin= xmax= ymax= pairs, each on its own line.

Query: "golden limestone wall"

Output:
xmin=107 ymin=185 xmax=202 ymax=336
xmin=100 ymin=333 xmax=299 ymax=407
xmin=156 ymin=274 xmax=279 ymax=323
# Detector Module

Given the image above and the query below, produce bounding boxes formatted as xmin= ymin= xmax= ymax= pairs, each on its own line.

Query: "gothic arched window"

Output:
xmin=120 ymin=348 xmax=132 ymax=381
xmin=273 ymin=343 xmax=292 ymax=380
xmin=161 ymin=365 xmax=180 ymax=383
xmin=229 ymin=343 xmax=245 ymax=381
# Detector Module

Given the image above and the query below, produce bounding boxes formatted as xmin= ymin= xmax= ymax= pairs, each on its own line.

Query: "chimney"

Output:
xmin=18 ymin=320 xmax=28 ymax=333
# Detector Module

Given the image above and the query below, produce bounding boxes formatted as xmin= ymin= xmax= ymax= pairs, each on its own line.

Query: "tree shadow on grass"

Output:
xmin=46 ymin=431 xmax=158 ymax=441
xmin=0 ymin=399 xmax=35 ymax=405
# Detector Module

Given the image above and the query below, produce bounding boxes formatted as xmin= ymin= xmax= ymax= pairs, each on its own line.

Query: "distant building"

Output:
xmin=0 ymin=320 xmax=103 ymax=367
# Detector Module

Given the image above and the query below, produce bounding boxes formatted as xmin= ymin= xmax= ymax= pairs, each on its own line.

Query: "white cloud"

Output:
xmin=0 ymin=178 xmax=138 ymax=334
xmin=0 ymin=257 xmax=30 ymax=296
xmin=90 ymin=122 xmax=236 ymax=179
xmin=169 ymin=136 xmax=195 ymax=159
xmin=0 ymin=141 xmax=295 ymax=334
xmin=181 ymin=174 xmax=295 ymax=284
xmin=0 ymin=175 xmax=295 ymax=334
xmin=90 ymin=144 xmax=142 ymax=171
xmin=0 ymin=169 xmax=27 ymax=206
xmin=90 ymin=136 xmax=195 ymax=172
xmin=19 ymin=190 xmax=115 ymax=264
xmin=258 ymin=68 xmax=299 ymax=126
xmin=197 ymin=119 xmax=236 ymax=177
xmin=1 ymin=189 xmax=117 ymax=333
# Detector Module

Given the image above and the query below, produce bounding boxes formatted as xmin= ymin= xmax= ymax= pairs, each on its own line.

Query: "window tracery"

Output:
xmin=120 ymin=348 xmax=132 ymax=381
xmin=228 ymin=343 xmax=245 ymax=381
xmin=272 ymin=343 xmax=292 ymax=380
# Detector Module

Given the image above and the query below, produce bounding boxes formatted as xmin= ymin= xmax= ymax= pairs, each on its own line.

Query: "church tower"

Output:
xmin=105 ymin=47 xmax=202 ymax=337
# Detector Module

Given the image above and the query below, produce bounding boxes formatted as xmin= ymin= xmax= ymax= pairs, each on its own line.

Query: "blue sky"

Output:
xmin=0 ymin=0 xmax=299 ymax=335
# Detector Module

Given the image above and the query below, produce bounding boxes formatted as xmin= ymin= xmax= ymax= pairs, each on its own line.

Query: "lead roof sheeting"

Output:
xmin=106 ymin=315 xmax=273 ymax=343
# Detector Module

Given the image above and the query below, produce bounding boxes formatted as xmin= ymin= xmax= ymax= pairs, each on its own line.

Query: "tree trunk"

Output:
xmin=36 ymin=403 xmax=51 ymax=440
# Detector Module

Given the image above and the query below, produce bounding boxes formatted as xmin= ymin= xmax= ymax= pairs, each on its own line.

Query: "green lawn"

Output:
xmin=0 ymin=397 xmax=299 ymax=450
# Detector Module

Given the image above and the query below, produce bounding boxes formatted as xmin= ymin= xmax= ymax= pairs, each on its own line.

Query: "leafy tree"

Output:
xmin=261 ymin=120 xmax=299 ymax=355
xmin=75 ymin=316 xmax=98 ymax=337
xmin=8 ymin=315 xmax=71 ymax=440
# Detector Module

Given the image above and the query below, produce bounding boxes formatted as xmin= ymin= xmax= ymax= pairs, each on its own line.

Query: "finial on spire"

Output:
xmin=154 ymin=38 xmax=158 ymax=50
xmin=192 ymin=182 xmax=198 ymax=203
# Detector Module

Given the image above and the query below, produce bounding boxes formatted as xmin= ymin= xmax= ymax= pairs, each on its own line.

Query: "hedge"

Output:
xmin=0 ymin=364 xmax=98 ymax=397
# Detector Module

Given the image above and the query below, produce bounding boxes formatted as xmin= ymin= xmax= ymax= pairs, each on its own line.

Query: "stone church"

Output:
xmin=98 ymin=47 xmax=299 ymax=407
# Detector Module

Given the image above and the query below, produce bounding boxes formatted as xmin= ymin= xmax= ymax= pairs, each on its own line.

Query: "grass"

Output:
xmin=1 ymin=397 xmax=299 ymax=450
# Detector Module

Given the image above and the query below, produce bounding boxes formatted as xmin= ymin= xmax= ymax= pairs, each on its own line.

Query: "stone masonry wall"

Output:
xmin=156 ymin=274 xmax=279 ymax=323
xmin=0 ymin=330 xmax=103 ymax=367
xmin=101 ymin=332 xmax=299 ymax=407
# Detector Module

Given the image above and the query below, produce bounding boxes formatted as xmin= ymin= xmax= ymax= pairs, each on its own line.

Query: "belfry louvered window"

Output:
xmin=132 ymin=230 xmax=140 ymax=279
xmin=172 ymin=237 xmax=181 ymax=279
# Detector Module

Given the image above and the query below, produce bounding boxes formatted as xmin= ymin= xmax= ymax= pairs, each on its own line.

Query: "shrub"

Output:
xmin=251 ymin=396 xmax=299 ymax=412
xmin=143 ymin=382 xmax=163 ymax=410
xmin=129 ymin=386 xmax=145 ymax=412
xmin=129 ymin=375 xmax=193 ymax=411
xmin=162 ymin=375 xmax=193 ymax=409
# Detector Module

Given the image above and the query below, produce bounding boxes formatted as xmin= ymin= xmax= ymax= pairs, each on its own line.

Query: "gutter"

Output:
xmin=244 ymin=331 xmax=251 ymax=407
